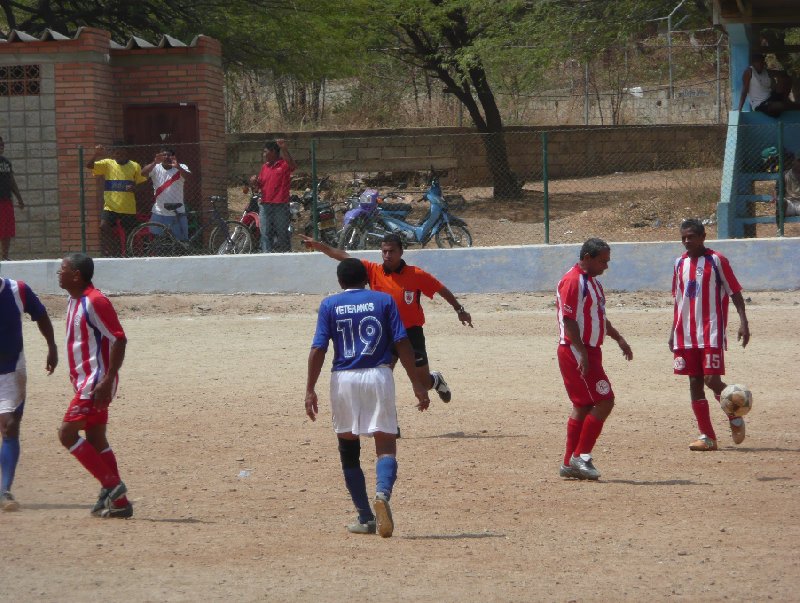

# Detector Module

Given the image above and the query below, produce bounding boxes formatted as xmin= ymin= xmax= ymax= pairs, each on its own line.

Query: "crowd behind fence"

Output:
xmin=4 ymin=124 xmax=799 ymax=261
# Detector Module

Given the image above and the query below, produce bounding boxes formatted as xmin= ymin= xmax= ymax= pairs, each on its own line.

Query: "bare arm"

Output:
xmin=305 ymin=347 xmax=327 ymax=421
xmin=300 ymin=234 xmax=351 ymax=260
xmin=606 ymin=319 xmax=633 ymax=360
xmin=277 ymin=139 xmax=297 ymax=171
xmin=85 ymin=144 xmax=106 ymax=170
xmin=141 ymin=152 xmax=166 ymax=177
xmin=92 ymin=337 xmax=126 ymax=404
xmin=9 ymin=173 xmax=23 ymax=208
xmin=738 ymin=68 xmax=752 ymax=111
xmin=730 ymin=291 xmax=750 ymax=348
xmin=563 ymin=317 xmax=588 ymax=376
xmin=34 ymin=312 xmax=57 ymax=374
xmin=436 ymin=286 xmax=473 ymax=327
xmin=394 ymin=337 xmax=430 ymax=411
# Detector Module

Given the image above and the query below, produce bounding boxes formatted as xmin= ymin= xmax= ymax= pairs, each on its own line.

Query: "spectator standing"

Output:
xmin=250 ymin=139 xmax=297 ymax=253
xmin=555 ymin=238 xmax=633 ymax=481
xmin=86 ymin=143 xmax=147 ymax=257
xmin=0 ymin=276 xmax=57 ymax=510
xmin=669 ymin=219 xmax=750 ymax=451
xmin=0 ymin=136 xmax=25 ymax=261
xmin=305 ymin=258 xmax=429 ymax=537
xmin=141 ymin=148 xmax=191 ymax=241
xmin=56 ymin=252 xmax=132 ymax=518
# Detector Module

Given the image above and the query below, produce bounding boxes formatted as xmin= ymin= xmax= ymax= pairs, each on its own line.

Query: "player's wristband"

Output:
xmin=455 ymin=305 xmax=465 ymax=314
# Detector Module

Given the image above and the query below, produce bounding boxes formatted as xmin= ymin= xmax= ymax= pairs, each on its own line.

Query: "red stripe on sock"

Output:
xmin=70 ymin=440 xmax=118 ymax=489
xmin=564 ymin=417 xmax=583 ymax=466
xmin=691 ymin=399 xmax=717 ymax=440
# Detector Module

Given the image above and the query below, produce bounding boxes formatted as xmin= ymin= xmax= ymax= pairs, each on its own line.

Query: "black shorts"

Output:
xmin=101 ymin=210 xmax=137 ymax=233
xmin=754 ymin=92 xmax=783 ymax=112
xmin=392 ymin=325 xmax=428 ymax=368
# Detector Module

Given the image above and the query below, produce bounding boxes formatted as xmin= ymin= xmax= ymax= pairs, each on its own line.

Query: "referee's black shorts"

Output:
xmin=392 ymin=325 xmax=428 ymax=367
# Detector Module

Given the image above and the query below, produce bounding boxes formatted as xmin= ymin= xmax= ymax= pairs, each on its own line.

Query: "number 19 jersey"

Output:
xmin=312 ymin=289 xmax=408 ymax=371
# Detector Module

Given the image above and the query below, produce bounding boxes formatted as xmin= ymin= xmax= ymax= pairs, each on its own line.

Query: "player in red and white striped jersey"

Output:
xmin=669 ymin=219 xmax=750 ymax=451
xmin=57 ymin=253 xmax=132 ymax=518
xmin=556 ymin=238 xmax=633 ymax=480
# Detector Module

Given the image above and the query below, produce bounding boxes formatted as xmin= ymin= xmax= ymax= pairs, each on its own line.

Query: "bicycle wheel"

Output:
xmin=337 ymin=224 xmax=367 ymax=250
xmin=209 ymin=221 xmax=253 ymax=254
xmin=127 ymin=222 xmax=176 ymax=257
xmin=435 ymin=223 xmax=473 ymax=248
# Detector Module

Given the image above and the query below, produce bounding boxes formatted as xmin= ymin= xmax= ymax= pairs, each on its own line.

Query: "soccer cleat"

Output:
xmin=431 ymin=371 xmax=452 ymax=403
xmin=90 ymin=487 xmax=110 ymax=517
xmin=373 ymin=492 xmax=394 ymax=538
xmin=689 ymin=435 xmax=718 ymax=451
xmin=729 ymin=418 xmax=746 ymax=445
xmin=559 ymin=464 xmax=581 ymax=479
xmin=0 ymin=491 xmax=20 ymax=511
xmin=569 ymin=454 xmax=601 ymax=480
xmin=100 ymin=502 xmax=133 ymax=519
xmin=105 ymin=481 xmax=127 ymax=504
xmin=347 ymin=519 xmax=377 ymax=534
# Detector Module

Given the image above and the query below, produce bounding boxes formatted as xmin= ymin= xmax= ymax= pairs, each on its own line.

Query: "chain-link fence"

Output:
xmin=7 ymin=124 xmax=798 ymax=260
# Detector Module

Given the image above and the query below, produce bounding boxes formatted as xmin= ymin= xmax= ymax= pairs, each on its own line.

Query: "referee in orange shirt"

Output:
xmin=301 ymin=233 xmax=473 ymax=404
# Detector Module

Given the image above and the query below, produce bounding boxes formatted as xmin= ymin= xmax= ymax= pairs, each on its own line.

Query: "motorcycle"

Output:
xmin=338 ymin=170 xmax=472 ymax=250
xmin=292 ymin=176 xmax=339 ymax=247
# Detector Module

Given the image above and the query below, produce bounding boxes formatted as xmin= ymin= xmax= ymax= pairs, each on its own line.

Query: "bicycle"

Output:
xmin=127 ymin=196 xmax=253 ymax=257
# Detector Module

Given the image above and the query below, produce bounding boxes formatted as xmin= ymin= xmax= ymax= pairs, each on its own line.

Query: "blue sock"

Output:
xmin=375 ymin=455 xmax=398 ymax=498
xmin=1 ymin=437 xmax=20 ymax=493
xmin=343 ymin=467 xmax=374 ymax=523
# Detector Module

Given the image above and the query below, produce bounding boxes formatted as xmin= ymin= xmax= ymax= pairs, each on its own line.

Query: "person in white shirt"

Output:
xmin=738 ymin=53 xmax=800 ymax=117
xmin=141 ymin=148 xmax=191 ymax=241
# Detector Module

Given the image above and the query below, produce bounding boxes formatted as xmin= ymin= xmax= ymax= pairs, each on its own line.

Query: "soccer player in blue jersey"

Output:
xmin=0 ymin=276 xmax=58 ymax=510
xmin=305 ymin=258 xmax=429 ymax=537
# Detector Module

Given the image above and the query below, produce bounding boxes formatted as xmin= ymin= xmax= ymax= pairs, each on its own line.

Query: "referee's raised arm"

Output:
xmin=300 ymin=235 xmax=350 ymax=261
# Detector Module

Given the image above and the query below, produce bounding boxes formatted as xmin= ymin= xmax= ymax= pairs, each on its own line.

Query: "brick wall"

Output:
xmin=0 ymin=28 xmax=225 ymax=259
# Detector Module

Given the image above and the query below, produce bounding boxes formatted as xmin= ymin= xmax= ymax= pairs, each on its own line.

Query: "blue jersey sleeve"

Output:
xmin=311 ymin=299 xmax=332 ymax=350
xmin=21 ymin=282 xmax=47 ymax=321
xmin=386 ymin=298 xmax=407 ymax=343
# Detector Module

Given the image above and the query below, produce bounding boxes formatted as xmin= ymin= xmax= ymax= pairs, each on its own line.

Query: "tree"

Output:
xmin=367 ymin=0 xmax=534 ymax=198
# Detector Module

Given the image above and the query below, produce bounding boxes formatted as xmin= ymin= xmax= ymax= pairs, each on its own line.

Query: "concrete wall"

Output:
xmin=4 ymin=238 xmax=797 ymax=296
xmin=227 ymin=125 xmax=726 ymax=187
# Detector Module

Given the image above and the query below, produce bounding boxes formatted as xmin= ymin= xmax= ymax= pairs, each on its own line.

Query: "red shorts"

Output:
xmin=558 ymin=344 xmax=614 ymax=406
xmin=63 ymin=393 xmax=109 ymax=427
xmin=673 ymin=348 xmax=725 ymax=376
xmin=0 ymin=198 xmax=15 ymax=238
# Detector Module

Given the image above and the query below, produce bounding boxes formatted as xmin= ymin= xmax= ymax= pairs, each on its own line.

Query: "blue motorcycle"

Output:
xmin=338 ymin=170 xmax=472 ymax=250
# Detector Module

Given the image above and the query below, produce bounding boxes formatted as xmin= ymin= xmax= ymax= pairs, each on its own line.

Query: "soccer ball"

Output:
xmin=720 ymin=384 xmax=753 ymax=417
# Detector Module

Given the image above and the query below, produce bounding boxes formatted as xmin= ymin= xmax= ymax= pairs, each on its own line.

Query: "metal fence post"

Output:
xmin=78 ymin=146 xmax=86 ymax=252
xmin=311 ymin=138 xmax=319 ymax=240
xmin=777 ymin=123 xmax=785 ymax=237
xmin=542 ymin=131 xmax=550 ymax=244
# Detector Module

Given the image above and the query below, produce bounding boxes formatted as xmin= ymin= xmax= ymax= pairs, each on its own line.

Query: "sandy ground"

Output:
xmin=3 ymin=289 xmax=800 ymax=602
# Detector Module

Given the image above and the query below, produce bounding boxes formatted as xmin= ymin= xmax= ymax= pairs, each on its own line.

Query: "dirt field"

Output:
xmin=3 ymin=289 xmax=799 ymax=602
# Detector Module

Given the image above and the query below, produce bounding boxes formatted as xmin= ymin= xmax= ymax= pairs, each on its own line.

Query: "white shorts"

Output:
xmin=0 ymin=355 xmax=26 ymax=414
xmin=330 ymin=367 xmax=398 ymax=436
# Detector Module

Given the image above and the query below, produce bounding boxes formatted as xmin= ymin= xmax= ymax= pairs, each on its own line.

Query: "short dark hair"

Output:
xmin=160 ymin=147 xmax=176 ymax=156
xmin=64 ymin=252 xmax=94 ymax=282
xmin=337 ymin=258 xmax=367 ymax=287
xmin=579 ymin=237 xmax=610 ymax=260
xmin=264 ymin=140 xmax=280 ymax=155
xmin=751 ymin=52 xmax=765 ymax=62
xmin=381 ymin=233 xmax=403 ymax=249
xmin=680 ymin=218 xmax=705 ymax=236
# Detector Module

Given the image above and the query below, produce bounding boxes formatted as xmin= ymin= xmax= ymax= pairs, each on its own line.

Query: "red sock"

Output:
xmin=691 ymin=399 xmax=717 ymax=440
xmin=564 ymin=418 xmax=583 ymax=465
xmin=575 ymin=414 xmax=605 ymax=457
xmin=100 ymin=447 xmax=129 ymax=507
xmin=70 ymin=439 xmax=119 ymax=489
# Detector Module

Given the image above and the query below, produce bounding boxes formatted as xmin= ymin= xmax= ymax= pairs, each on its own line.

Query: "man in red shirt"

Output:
xmin=301 ymin=233 xmax=472 ymax=406
xmin=250 ymin=139 xmax=297 ymax=253
xmin=669 ymin=219 xmax=750 ymax=451
xmin=57 ymin=252 xmax=132 ymax=518
xmin=556 ymin=238 xmax=632 ymax=480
